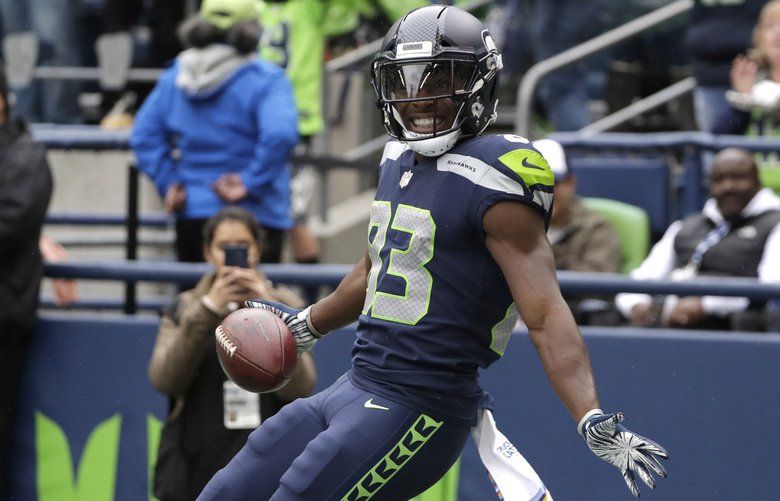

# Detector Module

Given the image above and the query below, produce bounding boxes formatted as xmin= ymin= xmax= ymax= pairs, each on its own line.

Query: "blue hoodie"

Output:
xmin=131 ymin=45 xmax=298 ymax=230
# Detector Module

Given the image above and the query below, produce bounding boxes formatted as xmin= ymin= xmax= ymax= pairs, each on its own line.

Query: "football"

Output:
xmin=215 ymin=307 xmax=297 ymax=393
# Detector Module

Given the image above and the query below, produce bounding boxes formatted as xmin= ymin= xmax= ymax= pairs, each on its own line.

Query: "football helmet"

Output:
xmin=371 ymin=5 xmax=503 ymax=157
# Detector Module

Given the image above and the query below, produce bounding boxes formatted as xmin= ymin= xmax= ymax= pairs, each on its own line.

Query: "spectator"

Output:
xmin=535 ymin=139 xmax=621 ymax=273
xmin=131 ymin=0 xmax=298 ymax=265
xmin=98 ymin=0 xmax=188 ymax=127
xmin=148 ymin=207 xmax=316 ymax=501
xmin=531 ymin=0 xmax=617 ymax=131
xmin=535 ymin=138 xmax=622 ymax=326
xmin=0 ymin=66 xmax=52 ymax=497
xmin=0 ymin=0 xmax=83 ymax=123
xmin=686 ymin=0 xmax=766 ymax=133
xmin=257 ymin=0 xmax=354 ymax=285
xmin=616 ymin=148 xmax=780 ymax=330
xmin=712 ymin=0 xmax=780 ymax=137
xmin=102 ymin=0 xmax=186 ymax=67
xmin=257 ymin=0 xmax=425 ymax=287
xmin=39 ymin=234 xmax=79 ymax=306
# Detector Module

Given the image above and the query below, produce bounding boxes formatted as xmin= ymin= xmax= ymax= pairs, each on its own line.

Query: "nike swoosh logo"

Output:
xmin=364 ymin=398 xmax=390 ymax=411
xmin=521 ymin=157 xmax=545 ymax=171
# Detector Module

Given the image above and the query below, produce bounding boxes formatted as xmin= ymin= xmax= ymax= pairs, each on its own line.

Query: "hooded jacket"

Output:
xmin=131 ymin=45 xmax=298 ymax=230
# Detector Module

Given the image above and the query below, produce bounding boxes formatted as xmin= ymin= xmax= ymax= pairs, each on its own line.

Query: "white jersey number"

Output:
xmin=363 ymin=202 xmax=435 ymax=325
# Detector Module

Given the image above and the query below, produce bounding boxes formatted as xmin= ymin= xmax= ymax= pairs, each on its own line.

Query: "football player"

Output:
xmin=199 ymin=5 xmax=668 ymax=500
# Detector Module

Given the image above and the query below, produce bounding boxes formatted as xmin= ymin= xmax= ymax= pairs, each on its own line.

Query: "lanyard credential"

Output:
xmin=687 ymin=220 xmax=731 ymax=270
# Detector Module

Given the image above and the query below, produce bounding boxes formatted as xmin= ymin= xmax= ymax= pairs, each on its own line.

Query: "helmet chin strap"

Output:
xmin=403 ymin=128 xmax=462 ymax=157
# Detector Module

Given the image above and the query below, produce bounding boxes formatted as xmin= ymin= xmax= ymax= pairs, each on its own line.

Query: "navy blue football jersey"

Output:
xmin=349 ymin=134 xmax=554 ymax=426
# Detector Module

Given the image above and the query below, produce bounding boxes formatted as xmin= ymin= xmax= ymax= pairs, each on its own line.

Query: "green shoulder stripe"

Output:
xmin=498 ymin=149 xmax=554 ymax=188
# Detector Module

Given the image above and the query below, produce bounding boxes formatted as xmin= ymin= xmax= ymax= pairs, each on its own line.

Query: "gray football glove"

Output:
xmin=579 ymin=409 xmax=669 ymax=497
xmin=244 ymin=300 xmax=324 ymax=354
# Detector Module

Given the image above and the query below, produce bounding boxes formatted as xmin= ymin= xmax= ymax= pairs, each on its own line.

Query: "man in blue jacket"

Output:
xmin=131 ymin=0 xmax=298 ymax=263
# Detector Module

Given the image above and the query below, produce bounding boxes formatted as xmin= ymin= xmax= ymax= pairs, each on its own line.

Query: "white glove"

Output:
xmin=579 ymin=409 xmax=669 ymax=497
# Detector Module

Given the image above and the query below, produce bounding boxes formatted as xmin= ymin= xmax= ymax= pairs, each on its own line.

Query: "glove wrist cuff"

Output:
xmin=577 ymin=408 xmax=604 ymax=437
xmin=301 ymin=306 xmax=326 ymax=338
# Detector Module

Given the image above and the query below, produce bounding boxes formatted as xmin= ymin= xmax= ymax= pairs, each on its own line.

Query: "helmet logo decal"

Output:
xmin=396 ymin=41 xmax=434 ymax=58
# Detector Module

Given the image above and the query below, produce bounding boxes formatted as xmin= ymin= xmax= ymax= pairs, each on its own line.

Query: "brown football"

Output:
xmin=215 ymin=307 xmax=297 ymax=393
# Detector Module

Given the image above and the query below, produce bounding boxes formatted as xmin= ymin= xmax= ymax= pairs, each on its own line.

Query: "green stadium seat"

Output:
xmin=760 ymin=167 xmax=780 ymax=197
xmin=583 ymin=197 xmax=650 ymax=274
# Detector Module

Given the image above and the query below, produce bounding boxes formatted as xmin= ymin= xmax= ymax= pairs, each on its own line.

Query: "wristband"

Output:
xmin=300 ymin=305 xmax=326 ymax=338
xmin=577 ymin=408 xmax=604 ymax=437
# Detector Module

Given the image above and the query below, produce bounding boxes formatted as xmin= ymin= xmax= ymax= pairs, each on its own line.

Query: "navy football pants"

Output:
xmin=197 ymin=374 xmax=470 ymax=500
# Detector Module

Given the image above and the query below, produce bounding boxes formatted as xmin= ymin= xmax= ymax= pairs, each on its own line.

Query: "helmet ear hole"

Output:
xmin=471 ymin=98 xmax=484 ymax=118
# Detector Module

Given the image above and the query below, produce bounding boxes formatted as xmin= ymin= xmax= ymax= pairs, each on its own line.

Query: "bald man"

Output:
xmin=616 ymin=148 xmax=780 ymax=330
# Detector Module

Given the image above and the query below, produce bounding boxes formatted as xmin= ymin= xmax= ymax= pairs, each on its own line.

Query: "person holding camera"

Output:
xmin=148 ymin=207 xmax=316 ymax=501
xmin=130 ymin=0 xmax=298 ymax=265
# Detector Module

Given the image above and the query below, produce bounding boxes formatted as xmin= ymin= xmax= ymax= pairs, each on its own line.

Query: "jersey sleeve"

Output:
xmin=466 ymin=135 xmax=555 ymax=232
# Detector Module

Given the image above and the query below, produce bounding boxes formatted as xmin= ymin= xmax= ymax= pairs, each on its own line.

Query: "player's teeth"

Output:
xmin=414 ymin=117 xmax=435 ymax=127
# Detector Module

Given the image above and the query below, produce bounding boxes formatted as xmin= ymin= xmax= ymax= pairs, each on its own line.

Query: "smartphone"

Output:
xmin=223 ymin=243 xmax=249 ymax=268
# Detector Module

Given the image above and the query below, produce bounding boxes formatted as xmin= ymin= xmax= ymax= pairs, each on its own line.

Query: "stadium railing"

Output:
xmin=43 ymin=260 xmax=780 ymax=324
xmin=35 ymin=125 xmax=780 ymax=312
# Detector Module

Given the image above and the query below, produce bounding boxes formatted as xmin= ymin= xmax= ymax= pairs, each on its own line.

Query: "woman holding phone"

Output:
xmin=148 ymin=207 xmax=316 ymax=501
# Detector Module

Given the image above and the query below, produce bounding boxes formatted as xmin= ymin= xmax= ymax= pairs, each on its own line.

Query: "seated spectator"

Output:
xmin=616 ymin=148 xmax=780 ymax=331
xmin=535 ymin=139 xmax=622 ymax=273
xmin=148 ymin=207 xmax=316 ymax=501
xmin=130 ymin=0 xmax=298 ymax=265
xmin=535 ymin=139 xmax=622 ymax=326
xmin=714 ymin=0 xmax=780 ymax=136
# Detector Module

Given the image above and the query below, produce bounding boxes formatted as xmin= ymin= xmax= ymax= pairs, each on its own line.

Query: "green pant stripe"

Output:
xmin=341 ymin=414 xmax=443 ymax=501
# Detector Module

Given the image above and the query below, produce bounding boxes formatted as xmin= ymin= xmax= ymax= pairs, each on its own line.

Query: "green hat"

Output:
xmin=200 ymin=0 xmax=260 ymax=30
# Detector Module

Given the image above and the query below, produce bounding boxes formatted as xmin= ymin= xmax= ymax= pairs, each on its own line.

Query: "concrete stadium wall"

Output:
xmin=10 ymin=314 xmax=780 ymax=500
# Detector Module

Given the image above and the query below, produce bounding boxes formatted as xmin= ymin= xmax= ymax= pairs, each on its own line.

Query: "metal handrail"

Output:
xmin=33 ymin=66 xmax=162 ymax=83
xmin=44 ymin=260 xmax=780 ymax=300
xmin=514 ymin=0 xmax=694 ymax=137
xmin=579 ymin=77 xmax=697 ymax=136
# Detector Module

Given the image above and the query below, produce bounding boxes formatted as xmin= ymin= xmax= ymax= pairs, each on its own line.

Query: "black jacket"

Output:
xmin=0 ymin=118 xmax=52 ymax=331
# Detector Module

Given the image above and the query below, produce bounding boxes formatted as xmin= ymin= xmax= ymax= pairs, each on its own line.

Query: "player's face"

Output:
xmin=709 ymin=153 xmax=761 ymax=220
xmin=384 ymin=61 xmax=473 ymax=135
xmin=205 ymin=220 xmax=261 ymax=268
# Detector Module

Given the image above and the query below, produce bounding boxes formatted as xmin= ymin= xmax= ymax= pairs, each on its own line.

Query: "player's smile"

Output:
xmin=397 ymin=99 xmax=457 ymax=135
xmin=408 ymin=113 xmax=452 ymax=134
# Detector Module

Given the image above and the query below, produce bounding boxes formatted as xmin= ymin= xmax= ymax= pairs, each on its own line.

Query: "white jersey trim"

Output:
xmin=436 ymin=153 xmax=526 ymax=196
xmin=380 ymin=141 xmax=409 ymax=166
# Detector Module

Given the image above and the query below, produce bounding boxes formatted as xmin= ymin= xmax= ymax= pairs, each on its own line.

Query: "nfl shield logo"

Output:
xmin=400 ymin=170 xmax=413 ymax=188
